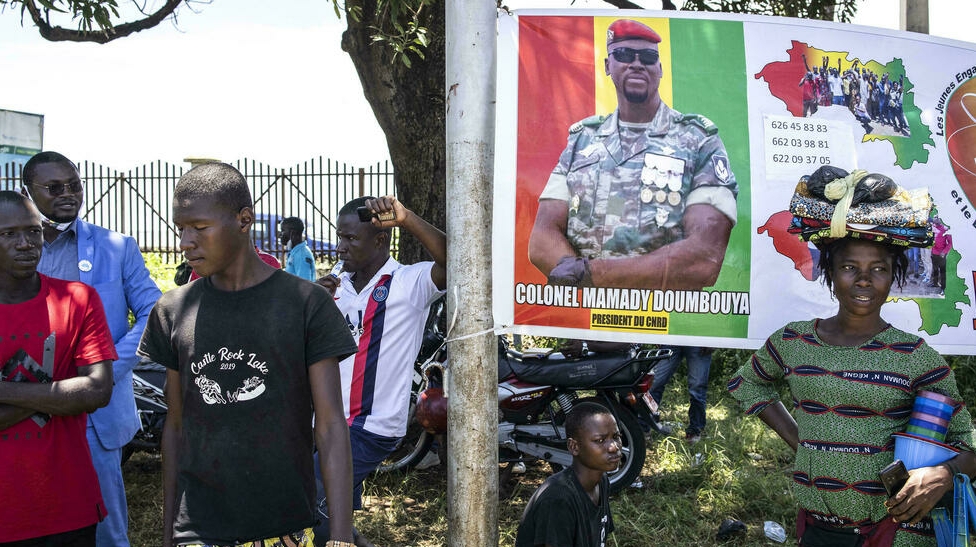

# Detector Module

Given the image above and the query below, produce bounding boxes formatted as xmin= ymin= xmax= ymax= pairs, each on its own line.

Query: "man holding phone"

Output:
xmin=315 ymin=195 xmax=446 ymax=547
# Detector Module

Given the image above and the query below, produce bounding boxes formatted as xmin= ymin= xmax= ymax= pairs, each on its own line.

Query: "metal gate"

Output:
xmin=2 ymin=157 xmax=396 ymax=263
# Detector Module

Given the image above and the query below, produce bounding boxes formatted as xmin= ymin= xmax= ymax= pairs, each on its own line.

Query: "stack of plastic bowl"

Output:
xmin=893 ymin=391 xmax=960 ymax=469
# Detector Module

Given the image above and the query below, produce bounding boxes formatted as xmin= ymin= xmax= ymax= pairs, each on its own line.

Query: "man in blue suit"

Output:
xmin=23 ymin=151 xmax=162 ymax=547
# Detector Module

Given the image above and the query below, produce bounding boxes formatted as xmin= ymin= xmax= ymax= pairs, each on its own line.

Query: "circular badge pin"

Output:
xmin=654 ymin=190 xmax=668 ymax=203
xmin=654 ymin=171 xmax=668 ymax=189
xmin=640 ymin=168 xmax=655 ymax=186
xmin=640 ymin=187 xmax=655 ymax=204
xmin=78 ymin=259 xmax=93 ymax=272
xmin=666 ymin=173 xmax=682 ymax=192
xmin=667 ymin=191 xmax=682 ymax=206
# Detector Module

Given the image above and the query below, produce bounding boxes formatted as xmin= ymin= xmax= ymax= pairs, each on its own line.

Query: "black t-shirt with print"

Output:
xmin=139 ymin=271 xmax=356 ymax=544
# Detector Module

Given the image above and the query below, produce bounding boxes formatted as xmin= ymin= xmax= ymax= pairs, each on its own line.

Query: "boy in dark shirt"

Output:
xmin=138 ymin=163 xmax=358 ymax=547
xmin=515 ymin=402 xmax=620 ymax=547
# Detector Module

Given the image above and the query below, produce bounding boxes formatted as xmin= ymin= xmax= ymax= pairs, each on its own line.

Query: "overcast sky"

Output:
xmin=1 ymin=0 xmax=973 ymax=170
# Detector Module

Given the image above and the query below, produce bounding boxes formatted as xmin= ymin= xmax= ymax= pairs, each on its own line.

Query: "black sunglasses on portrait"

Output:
xmin=609 ymin=47 xmax=660 ymax=66
xmin=28 ymin=180 xmax=84 ymax=196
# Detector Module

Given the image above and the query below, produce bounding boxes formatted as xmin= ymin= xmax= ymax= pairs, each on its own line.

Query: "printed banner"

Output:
xmin=493 ymin=11 xmax=976 ymax=354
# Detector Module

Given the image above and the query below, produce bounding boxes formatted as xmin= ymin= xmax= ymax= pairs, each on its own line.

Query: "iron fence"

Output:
xmin=2 ymin=157 xmax=396 ymax=263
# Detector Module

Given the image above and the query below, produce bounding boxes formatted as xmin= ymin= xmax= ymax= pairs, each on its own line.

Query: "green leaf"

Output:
xmin=35 ymin=0 xmax=68 ymax=13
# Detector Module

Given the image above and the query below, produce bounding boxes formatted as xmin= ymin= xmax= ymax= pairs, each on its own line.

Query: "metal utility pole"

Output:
xmin=901 ymin=0 xmax=929 ymax=34
xmin=445 ymin=1 xmax=498 ymax=546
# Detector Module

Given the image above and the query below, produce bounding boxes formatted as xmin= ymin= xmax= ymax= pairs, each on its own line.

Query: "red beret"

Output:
xmin=607 ymin=19 xmax=661 ymax=46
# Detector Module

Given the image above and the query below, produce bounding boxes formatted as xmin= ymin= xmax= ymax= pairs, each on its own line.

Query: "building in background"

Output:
xmin=0 ymin=109 xmax=43 ymax=189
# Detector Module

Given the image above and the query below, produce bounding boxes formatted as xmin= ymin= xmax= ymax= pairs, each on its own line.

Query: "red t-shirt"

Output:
xmin=802 ymin=79 xmax=818 ymax=102
xmin=0 ymin=275 xmax=118 ymax=542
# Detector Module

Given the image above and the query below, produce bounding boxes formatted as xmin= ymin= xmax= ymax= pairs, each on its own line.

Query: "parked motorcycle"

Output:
xmin=122 ymin=361 xmax=167 ymax=463
xmin=375 ymin=315 xmax=672 ymax=495
xmin=494 ymin=341 xmax=670 ymax=494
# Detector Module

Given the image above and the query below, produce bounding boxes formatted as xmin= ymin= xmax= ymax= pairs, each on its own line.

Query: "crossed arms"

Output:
xmin=0 ymin=361 xmax=113 ymax=430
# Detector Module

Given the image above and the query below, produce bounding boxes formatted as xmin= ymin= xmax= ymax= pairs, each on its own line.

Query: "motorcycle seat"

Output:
xmin=133 ymin=361 xmax=167 ymax=391
xmin=501 ymin=351 xmax=649 ymax=389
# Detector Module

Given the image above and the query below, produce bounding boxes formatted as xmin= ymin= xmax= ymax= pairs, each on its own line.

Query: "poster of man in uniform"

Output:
xmin=493 ymin=10 xmax=976 ymax=355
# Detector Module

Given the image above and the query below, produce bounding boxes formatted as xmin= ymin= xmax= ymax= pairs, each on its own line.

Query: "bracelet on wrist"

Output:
xmin=325 ymin=541 xmax=355 ymax=547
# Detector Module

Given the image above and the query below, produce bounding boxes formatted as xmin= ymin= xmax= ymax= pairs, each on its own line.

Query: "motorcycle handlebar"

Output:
xmin=633 ymin=347 xmax=673 ymax=363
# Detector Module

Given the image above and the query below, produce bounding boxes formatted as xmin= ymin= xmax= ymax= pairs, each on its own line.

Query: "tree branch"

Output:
xmin=23 ymin=0 xmax=184 ymax=43
xmin=601 ymin=0 xmax=645 ymax=9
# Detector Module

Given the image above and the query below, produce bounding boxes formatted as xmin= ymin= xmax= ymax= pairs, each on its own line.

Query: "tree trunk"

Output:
xmin=341 ymin=0 xmax=446 ymax=265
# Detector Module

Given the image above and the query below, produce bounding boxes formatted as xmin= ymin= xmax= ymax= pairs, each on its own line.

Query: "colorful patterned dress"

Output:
xmin=729 ymin=319 xmax=976 ymax=546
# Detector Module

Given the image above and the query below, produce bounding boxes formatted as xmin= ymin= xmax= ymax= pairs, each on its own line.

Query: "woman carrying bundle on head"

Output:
xmin=729 ymin=199 xmax=975 ymax=546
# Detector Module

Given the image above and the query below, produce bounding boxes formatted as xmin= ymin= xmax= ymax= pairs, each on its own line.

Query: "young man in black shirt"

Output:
xmin=515 ymin=402 xmax=620 ymax=547
xmin=139 ymin=163 xmax=358 ymax=547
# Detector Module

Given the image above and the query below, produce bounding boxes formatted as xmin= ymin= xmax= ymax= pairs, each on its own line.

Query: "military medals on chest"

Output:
xmin=641 ymin=153 xmax=684 ymax=203
xmin=639 ymin=186 xmax=655 ymax=204
xmin=641 ymin=152 xmax=685 ymax=225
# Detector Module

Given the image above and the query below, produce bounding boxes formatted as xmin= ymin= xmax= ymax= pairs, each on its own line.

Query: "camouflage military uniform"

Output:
xmin=542 ymin=105 xmax=738 ymax=260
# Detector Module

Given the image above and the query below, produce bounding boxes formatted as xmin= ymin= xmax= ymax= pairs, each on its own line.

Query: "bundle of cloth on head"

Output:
xmin=788 ymin=165 xmax=934 ymax=247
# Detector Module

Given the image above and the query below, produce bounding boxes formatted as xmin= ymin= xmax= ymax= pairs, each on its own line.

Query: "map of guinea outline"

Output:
xmin=755 ymin=40 xmax=969 ymax=335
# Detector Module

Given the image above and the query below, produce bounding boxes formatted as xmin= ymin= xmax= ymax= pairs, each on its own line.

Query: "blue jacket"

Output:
xmin=75 ymin=220 xmax=162 ymax=449
xmin=285 ymin=240 xmax=317 ymax=282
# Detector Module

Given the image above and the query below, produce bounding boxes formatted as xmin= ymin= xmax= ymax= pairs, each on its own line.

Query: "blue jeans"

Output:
xmin=906 ymin=247 xmax=920 ymax=276
xmin=312 ymin=427 xmax=400 ymax=545
xmin=649 ymin=345 xmax=712 ymax=435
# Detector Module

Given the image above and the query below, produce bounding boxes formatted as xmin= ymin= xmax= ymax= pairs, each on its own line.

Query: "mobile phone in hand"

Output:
xmin=879 ymin=459 xmax=909 ymax=497
xmin=356 ymin=206 xmax=395 ymax=223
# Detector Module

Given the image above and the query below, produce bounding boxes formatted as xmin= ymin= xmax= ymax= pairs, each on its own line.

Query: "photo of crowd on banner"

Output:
xmin=800 ymin=54 xmax=911 ymax=138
